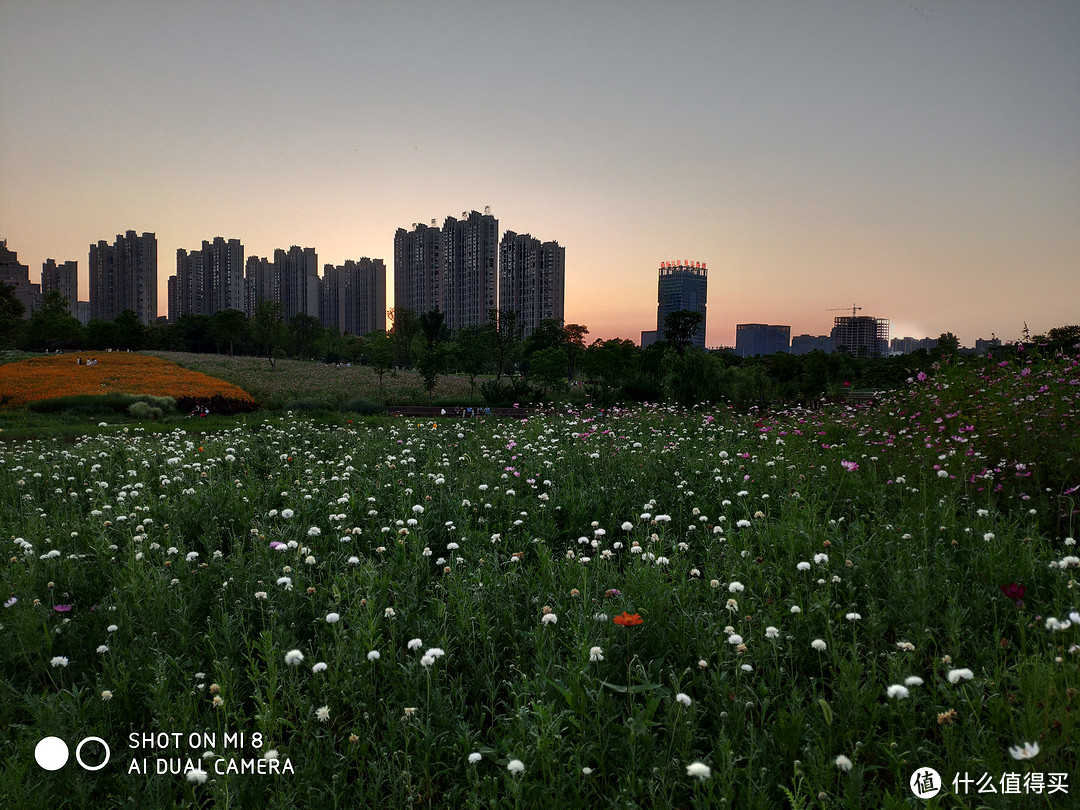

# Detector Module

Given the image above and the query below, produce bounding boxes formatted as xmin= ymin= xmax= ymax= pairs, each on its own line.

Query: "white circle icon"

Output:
xmin=910 ymin=767 xmax=942 ymax=799
xmin=35 ymin=737 xmax=70 ymax=771
xmin=75 ymin=737 xmax=111 ymax=771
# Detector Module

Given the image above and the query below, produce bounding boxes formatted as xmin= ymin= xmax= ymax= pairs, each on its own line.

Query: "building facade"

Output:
xmin=498 ymin=231 xmax=565 ymax=337
xmin=394 ymin=221 xmax=441 ymax=319
xmin=41 ymin=259 xmax=79 ymax=316
xmin=439 ymin=210 xmax=498 ymax=332
xmin=244 ymin=256 xmax=275 ymax=316
xmin=89 ymin=231 xmax=157 ymax=324
xmin=831 ymin=316 xmax=890 ymax=357
xmin=275 ymin=246 xmax=319 ymax=323
xmin=321 ymin=258 xmax=386 ymax=335
xmin=735 ymin=323 xmax=790 ymax=357
xmin=656 ymin=260 xmax=707 ymax=349
xmin=170 ymin=237 xmax=245 ymax=320
xmin=0 ymin=240 xmax=42 ymax=317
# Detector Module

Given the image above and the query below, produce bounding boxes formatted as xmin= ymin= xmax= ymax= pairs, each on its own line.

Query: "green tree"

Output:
xmin=251 ymin=300 xmax=286 ymax=367
xmin=24 ymin=290 xmax=84 ymax=351
xmin=365 ymin=331 xmax=394 ymax=400
xmin=112 ymin=310 xmax=146 ymax=350
xmin=0 ymin=282 xmax=26 ymax=348
xmin=448 ymin=325 xmax=491 ymax=397
xmin=210 ymin=309 xmax=248 ymax=356
xmin=488 ymin=309 xmax=523 ymax=382
xmin=663 ymin=310 xmax=703 ymax=355
xmin=289 ymin=313 xmax=323 ymax=360
xmin=388 ymin=307 xmax=419 ymax=368
xmin=528 ymin=346 xmax=568 ymax=399
xmin=932 ymin=332 xmax=961 ymax=359
xmin=565 ymin=323 xmax=589 ymax=381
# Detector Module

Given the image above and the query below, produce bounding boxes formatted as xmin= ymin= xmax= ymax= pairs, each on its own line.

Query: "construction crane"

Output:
xmin=827 ymin=304 xmax=862 ymax=317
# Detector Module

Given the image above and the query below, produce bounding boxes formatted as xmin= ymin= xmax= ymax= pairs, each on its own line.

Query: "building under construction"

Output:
xmin=831 ymin=315 xmax=890 ymax=357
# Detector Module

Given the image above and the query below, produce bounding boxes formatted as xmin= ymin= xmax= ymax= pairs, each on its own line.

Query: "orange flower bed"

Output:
xmin=0 ymin=352 xmax=257 ymax=409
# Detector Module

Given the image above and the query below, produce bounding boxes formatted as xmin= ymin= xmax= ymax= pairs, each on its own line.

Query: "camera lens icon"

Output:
xmin=35 ymin=736 xmax=111 ymax=771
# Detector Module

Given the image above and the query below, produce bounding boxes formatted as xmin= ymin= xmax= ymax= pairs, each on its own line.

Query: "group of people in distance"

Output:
xmin=74 ymin=357 xmax=98 ymax=365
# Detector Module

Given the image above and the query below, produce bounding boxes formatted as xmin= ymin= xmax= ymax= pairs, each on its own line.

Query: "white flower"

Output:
xmin=425 ymin=647 xmax=445 ymax=659
xmin=254 ymin=591 xmax=268 ymax=600
xmin=541 ymin=613 xmax=558 ymax=625
xmin=686 ymin=761 xmax=711 ymax=780
xmin=621 ymin=522 xmax=634 ymax=531
xmin=1008 ymin=741 xmax=1040 ymax=760
xmin=468 ymin=752 xmax=482 ymax=764
xmin=896 ymin=641 xmax=915 ymax=652
xmin=186 ymin=768 xmax=208 ymax=784
xmin=886 ymin=684 xmax=910 ymax=699
xmin=367 ymin=650 xmax=380 ymax=661
xmin=277 ymin=576 xmax=293 ymax=590
xmin=420 ymin=654 xmax=435 ymax=667
xmin=101 ymin=690 xmax=113 ymax=701
xmin=384 ymin=607 xmax=396 ymax=618
xmin=727 ymin=634 xmax=743 ymax=645
xmin=96 ymin=644 xmax=109 ymax=654
xmin=797 ymin=561 xmax=811 ymax=571
xmin=312 ymin=662 xmax=328 ymax=673
xmin=811 ymin=639 xmax=827 ymax=651
xmin=507 ymin=759 xmax=525 ymax=775
xmin=834 ymin=754 xmax=853 ymax=772
xmin=50 ymin=656 xmax=69 ymax=668
xmin=675 ymin=693 xmax=692 ymax=706
xmin=947 ymin=668 xmax=974 ymax=684
xmin=262 ymin=749 xmax=279 ymax=761
xmin=281 ymin=509 xmax=294 ymax=519
xmin=107 ymin=624 xmax=118 ymax=632
xmin=904 ymin=676 xmax=924 ymax=687
xmin=765 ymin=626 xmax=780 ymax=639
xmin=325 ymin=612 xmax=340 ymax=623
xmin=728 ymin=581 xmax=744 ymax=593
xmin=589 ymin=646 xmax=604 ymax=662
xmin=790 ymin=605 xmax=802 ymax=614
xmin=315 ymin=705 xmax=330 ymax=722
xmin=845 ymin=612 xmax=861 ymax=621
xmin=284 ymin=649 xmax=304 ymax=666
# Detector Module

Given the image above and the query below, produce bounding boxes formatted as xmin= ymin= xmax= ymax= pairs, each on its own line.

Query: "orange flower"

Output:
xmin=613 ymin=611 xmax=643 ymax=626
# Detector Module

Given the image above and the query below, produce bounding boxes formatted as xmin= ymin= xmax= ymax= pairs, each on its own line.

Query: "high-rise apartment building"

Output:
xmin=275 ymin=246 xmax=319 ymax=323
xmin=394 ymin=221 xmax=441 ymax=318
xmin=656 ymin=260 xmax=707 ymax=349
xmin=735 ymin=323 xmax=790 ymax=357
xmin=89 ymin=231 xmax=157 ymax=324
xmin=244 ymin=256 xmax=275 ymax=316
xmin=831 ymin=315 xmax=890 ymax=357
xmin=41 ymin=259 xmax=79 ymax=316
xmin=499 ymin=231 xmax=565 ymax=337
xmin=440 ymin=210 xmax=498 ymax=332
xmin=0 ymin=240 xmax=42 ymax=317
xmin=321 ymin=258 xmax=386 ymax=335
xmin=170 ymin=237 xmax=245 ymax=320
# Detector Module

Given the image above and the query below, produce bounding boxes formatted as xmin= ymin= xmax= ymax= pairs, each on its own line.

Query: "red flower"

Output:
xmin=1000 ymin=583 xmax=1025 ymax=607
xmin=613 ymin=611 xmax=643 ymax=626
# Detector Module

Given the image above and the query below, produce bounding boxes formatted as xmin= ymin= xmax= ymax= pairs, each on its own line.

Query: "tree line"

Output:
xmin=3 ymin=283 xmax=1077 ymax=408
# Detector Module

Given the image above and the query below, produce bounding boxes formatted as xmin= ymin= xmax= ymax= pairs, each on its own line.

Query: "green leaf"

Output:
xmin=818 ymin=698 xmax=833 ymax=726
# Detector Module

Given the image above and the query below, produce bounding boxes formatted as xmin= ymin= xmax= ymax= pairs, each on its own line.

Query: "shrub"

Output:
xmin=127 ymin=401 xmax=163 ymax=420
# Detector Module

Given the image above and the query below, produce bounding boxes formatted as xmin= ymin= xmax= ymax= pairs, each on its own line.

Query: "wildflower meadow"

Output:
xmin=1 ymin=350 xmax=1078 ymax=808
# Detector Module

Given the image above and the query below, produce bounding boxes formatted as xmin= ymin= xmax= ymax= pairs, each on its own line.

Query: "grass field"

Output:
xmin=1 ymin=351 xmax=1077 ymax=808
xmin=151 ymin=351 xmax=476 ymax=407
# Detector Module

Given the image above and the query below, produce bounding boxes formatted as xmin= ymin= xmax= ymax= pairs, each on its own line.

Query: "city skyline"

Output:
xmin=2 ymin=2 xmax=1078 ymax=347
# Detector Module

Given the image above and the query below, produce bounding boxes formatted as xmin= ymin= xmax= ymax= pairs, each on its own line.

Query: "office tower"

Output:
xmin=171 ymin=237 xmax=245 ymax=320
xmin=41 ymin=259 xmax=79 ymax=316
xmin=735 ymin=324 xmax=791 ymax=357
xmin=440 ymin=209 xmax=498 ymax=332
xmin=499 ymin=231 xmax=565 ymax=337
xmin=274 ymin=246 xmax=319 ymax=323
xmin=831 ymin=315 xmax=890 ymax=357
xmin=0 ymin=239 xmax=42 ymax=316
xmin=394 ymin=221 xmax=441 ymax=317
xmin=791 ymin=334 xmax=833 ymax=355
xmin=656 ymin=260 xmax=707 ymax=349
xmin=321 ymin=259 xmax=386 ymax=334
xmin=245 ymin=256 xmax=275 ymax=316
xmin=89 ymin=231 xmax=157 ymax=324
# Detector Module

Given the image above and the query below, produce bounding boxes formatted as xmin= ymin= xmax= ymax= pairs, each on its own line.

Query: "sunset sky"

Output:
xmin=2 ymin=1 xmax=1078 ymax=347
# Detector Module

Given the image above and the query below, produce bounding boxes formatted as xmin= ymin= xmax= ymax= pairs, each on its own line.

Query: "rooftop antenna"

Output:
xmin=431 ymin=219 xmax=436 ymax=227
xmin=826 ymin=304 xmax=863 ymax=317
xmin=484 ymin=205 xmax=491 ymax=215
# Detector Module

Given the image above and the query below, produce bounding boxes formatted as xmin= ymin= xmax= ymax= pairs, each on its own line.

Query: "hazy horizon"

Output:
xmin=2 ymin=1 xmax=1078 ymax=347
